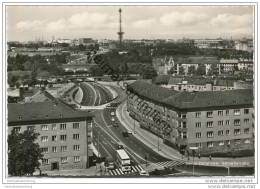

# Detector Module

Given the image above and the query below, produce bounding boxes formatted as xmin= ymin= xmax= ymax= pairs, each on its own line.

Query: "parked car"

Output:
xmin=139 ymin=170 xmax=149 ymax=176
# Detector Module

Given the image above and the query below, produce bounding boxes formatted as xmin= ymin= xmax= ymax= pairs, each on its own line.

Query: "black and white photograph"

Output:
xmin=0 ymin=0 xmax=259 ymax=188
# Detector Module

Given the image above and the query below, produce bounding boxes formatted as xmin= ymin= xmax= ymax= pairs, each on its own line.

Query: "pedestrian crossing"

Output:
xmin=108 ymin=165 xmax=143 ymax=176
xmin=153 ymin=160 xmax=186 ymax=168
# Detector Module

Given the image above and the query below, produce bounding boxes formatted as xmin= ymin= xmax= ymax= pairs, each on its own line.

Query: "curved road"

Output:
xmin=79 ymin=81 xmax=171 ymax=164
xmin=80 ymin=82 xmax=113 ymax=106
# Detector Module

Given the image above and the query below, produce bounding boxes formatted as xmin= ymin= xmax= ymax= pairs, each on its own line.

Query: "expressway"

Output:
xmin=80 ymin=82 xmax=113 ymax=106
xmin=79 ymin=81 xmax=171 ymax=165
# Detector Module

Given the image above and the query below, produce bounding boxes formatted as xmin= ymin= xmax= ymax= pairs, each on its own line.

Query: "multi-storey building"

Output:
xmin=235 ymin=38 xmax=253 ymax=52
xmin=8 ymin=100 xmax=94 ymax=171
xmin=127 ymin=80 xmax=254 ymax=156
xmin=154 ymin=76 xmax=252 ymax=92
xmin=194 ymin=39 xmax=223 ymax=49
xmin=218 ymin=58 xmax=254 ymax=74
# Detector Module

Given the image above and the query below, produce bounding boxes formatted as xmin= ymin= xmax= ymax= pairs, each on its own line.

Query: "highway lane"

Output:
xmin=80 ymin=82 xmax=96 ymax=106
xmin=80 ymin=81 xmax=170 ymax=164
xmin=92 ymin=123 xmax=117 ymax=161
xmin=99 ymin=107 xmax=169 ymax=163
xmin=80 ymin=82 xmax=113 ymax=106
xmin=92 ymin=83 xmax=112 ymax=105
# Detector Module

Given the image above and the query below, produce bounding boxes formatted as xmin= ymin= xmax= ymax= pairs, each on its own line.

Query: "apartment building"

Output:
xmin=8 ymin=101 xmax=93 ymax=171
xmin=218 ymin=58 xmax=253 ymax=74
xmin=155 ymin=76 xmax=252 ymax=92
xmin=127 ymin=80 xmax=254 ymax=156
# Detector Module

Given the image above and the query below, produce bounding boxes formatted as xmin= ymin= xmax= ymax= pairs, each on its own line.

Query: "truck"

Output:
xmin=116 ymin=149 xmax=131 ymax=172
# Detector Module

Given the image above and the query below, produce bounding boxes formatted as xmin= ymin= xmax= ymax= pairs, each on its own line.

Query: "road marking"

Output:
xmin=115 ymin=169 xmax=121 ymax=175
xmin=118 ymin=169 xmax=124 ymax=175
xmin=108 ymin=165 xmax=143 ymax=176
xmin=137 ymin=165 xmax=143 ymax=171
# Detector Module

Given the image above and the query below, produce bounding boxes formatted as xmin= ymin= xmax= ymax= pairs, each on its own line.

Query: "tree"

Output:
xmin=196 ymin=64 xmax=206 ymax=76
xmin=207 ymin=63 xmax=218 ymax=76
xmin=188 ymin=66 xmax=196 ymax=75
xmin=142 ymin=65 xmax=157 ymax=79
xmin=179 ymin=66 xmax=185 ymax=75
xmin=8 ymin=129 xmax=43 ymax=176
xmin=89 ymin=65 xmax=104 ymax=76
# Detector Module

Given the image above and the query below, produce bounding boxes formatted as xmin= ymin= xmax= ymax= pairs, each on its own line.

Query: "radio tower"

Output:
xmin=117 ymin=8 xmax=124 ymax=47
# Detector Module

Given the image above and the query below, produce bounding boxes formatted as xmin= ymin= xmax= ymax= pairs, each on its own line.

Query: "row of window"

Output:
xmin=195 ymin=109 xmax=250 ymax=118
xmin=198 ymin=139 xmax=251 ymax=148
xmin=195 ymin=128 xmax=250 ymax=138
xmin=12 ymin=123 xmax=80 ymax=133
xmin=195 ymin=119 xmax=250 ymax=128
xmin=42 ymin=156 xmax=80 ymax=165
xmin=41 ymin=134 xmax=80 ymax=142
xmin=41 ymin=123 xmax=80 ymax=131
xmin=41 ymin=145 xmax=80 ymax=153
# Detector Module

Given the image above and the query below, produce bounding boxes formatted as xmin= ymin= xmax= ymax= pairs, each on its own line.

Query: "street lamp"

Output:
xmin=189 ymin=147 xmax=198 ymax=176
xmin=97 ymin=131 xmax=100 ymax=158
xmin=157 ymin=128 xmax=160 ymax=151
xmin=134 ymin=118 xmax=136 ymax=134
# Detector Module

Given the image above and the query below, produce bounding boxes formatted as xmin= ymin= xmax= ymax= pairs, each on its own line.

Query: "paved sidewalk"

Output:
xmin=117 ymin=101 xmax=255 ymax=168
xmin=116 ymin=101 xmax=183 ymax=161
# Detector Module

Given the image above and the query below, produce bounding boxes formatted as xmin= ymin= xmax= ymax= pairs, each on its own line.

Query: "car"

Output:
xmin=113 ymin=123 xmax=119 ymax=128
xmin=122 ymin=131 xmax=129 ymax=137
xmin=111 ymin=112 xmax=115 ymax=116
xmin=111 ymin=117 xmax=115 ymax=122
xmin=139 ymin=170 xmax=149 ymax=176
xmin=127 ymin=130 xmax=133 ymax=135
xmin=107 ymin=162 xmax=115 ymax=170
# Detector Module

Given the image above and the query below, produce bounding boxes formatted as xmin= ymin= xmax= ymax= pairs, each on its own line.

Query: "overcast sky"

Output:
xmin=7 ymin=6 xmax=254 ymax=41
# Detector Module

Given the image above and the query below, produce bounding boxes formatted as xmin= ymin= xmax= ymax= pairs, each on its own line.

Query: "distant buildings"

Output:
xmin=153 ymin=56 xmax=254 ymax=76
xmin=235 ymin=38 xmax=253 ymax=52
xmin=154 ymin=75 xmax=253 ymax=92
xmin=218 ymin=58 xmax=253 ymax=74
xmin=127 ymin=80 xmax=254 ymax=156
xmin=194 ymin=39 xmax=224 ymax=49
xmin=153 ymin=56 xmax=219 ymax=75
xmin=8 ymin=97 xmax=94 ymax=171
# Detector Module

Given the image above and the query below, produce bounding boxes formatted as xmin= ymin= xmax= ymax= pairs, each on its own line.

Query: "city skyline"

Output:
xmin=7 ymin=5 xmax=254 ymax=42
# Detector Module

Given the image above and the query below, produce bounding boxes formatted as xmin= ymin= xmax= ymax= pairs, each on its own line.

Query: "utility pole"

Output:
xmin=134 ymin=119 xmax=136 ymax=134
xmin=157 ymin=128 xmax=160 ymax=151
xmin=192 ymin=150 xmax=195 ymax=176
xmin=98 ymin=131 xmax=100 ymax=158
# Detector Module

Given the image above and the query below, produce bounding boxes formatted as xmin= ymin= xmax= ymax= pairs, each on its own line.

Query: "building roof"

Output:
xmin=174 ymin=56 xmax=219 ymax=65
xmin=154 ymin=75 xmax=171 ymax=84
xmin=128 ymin=80 xmax=253 ymax=111
xmin=28 ymin=89 xmax=56 ymax=102
xmin=214 ymin=79 xmax=234 ymax=87
xmin=128 ymin=80 xmax=179 ymax=102
xmin=167 ymin=76 xmax=233 ymax=86
xmin=8 ymin=100 xmax=92 ymax=126
xmin=167 ymin=77 xmax=184 ymax=85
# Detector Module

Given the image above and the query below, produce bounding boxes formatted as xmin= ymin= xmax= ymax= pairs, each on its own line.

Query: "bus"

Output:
xmin=116 ymin=149 xmax=131 ymax=172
